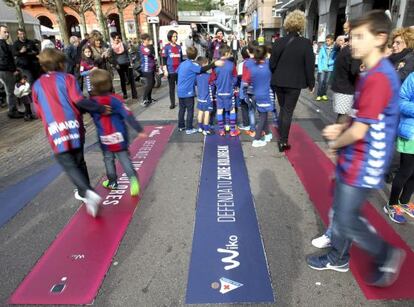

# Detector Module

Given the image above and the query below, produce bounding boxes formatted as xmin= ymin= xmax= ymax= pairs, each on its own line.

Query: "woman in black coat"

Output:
xmin=388 ymin=27 xmax=414 ymax=83
xmin=269 ymin=10 xmax=315 ymax=152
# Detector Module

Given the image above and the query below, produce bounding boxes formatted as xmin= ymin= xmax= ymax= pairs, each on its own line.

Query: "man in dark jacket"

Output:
xmin=12 ymin=28 xmax=40 ymax=83
xmin=64 ymin=36 xmax=80 ymax=75
xmin=0 ymin=25 xmax=21 ymax=118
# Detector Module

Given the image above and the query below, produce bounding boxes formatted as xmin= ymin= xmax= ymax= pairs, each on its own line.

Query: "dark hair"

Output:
xmin=216 ymin=29 xmax=223 ymax=35
xmin=186 ymin=46 xmax=198 ymax=60
xmin=247 ymin=40 xmax=259 ymax=54
xmin=90 ymin=69 xmax=112 ymax=95
xmin=350 ymin=10 xmax=392 ymax=51
xmin=111 ymin=32 xmax=121 ymax=39
xmin=14 ymin=70 xmax=26 ymax=83
xmin=326 ymin=34 xmax=335 ymax=40
xmin=16 ymin=28 xmax=25 ymax=34
xmin=240 ymin=47 xmax=249 ymax=59
xmin=219 ymin=44 xmax=231 ymax=57
xmin=141 ymin=33 xmax=150 ymax=41
xmin=254 ymin=45 xmax=267 ymax=62
xmin=167 ymin=30 xmax=178 ymax=42
xmin=81 ymin=46 xmax=94 ymax=61
xmin=38 ymin=49 xmax=66 ymax=72
xmin=196 ymin=56 xmax=208 ymax=66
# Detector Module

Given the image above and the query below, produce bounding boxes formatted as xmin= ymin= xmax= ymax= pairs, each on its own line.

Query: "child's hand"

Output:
xmin=215 ymin=60 xmax=225 ymax=67
xmin=138 ymin=132 xmax=148 ymax=138
xmin=103 ymin=105 xmax=112 ymax=115
xmin=322 ymin=124 xmax=345 ymax=141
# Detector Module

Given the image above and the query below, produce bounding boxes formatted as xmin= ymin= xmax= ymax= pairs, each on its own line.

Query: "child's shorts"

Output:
xmin=197 ymin=99 xmax=213 ymax=111
xmin=216 ymin=96 xmax=235 ymax=111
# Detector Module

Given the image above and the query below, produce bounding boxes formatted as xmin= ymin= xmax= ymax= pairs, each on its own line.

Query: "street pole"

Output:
xmin=236 ymin=1 xmax=240 ymax=37
xmin=152 ymin=23 xmax=159 ymax=63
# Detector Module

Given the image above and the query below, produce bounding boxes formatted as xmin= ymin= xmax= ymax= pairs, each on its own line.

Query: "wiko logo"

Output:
xmin=217 ymin=235 xmax=240 ymax=270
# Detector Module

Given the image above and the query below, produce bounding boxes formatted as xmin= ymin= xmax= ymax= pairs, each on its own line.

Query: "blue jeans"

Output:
xmin=246 ymin=95 xmax=256 ymax=131
xmin=327 ymin=179 xmax=390 ymax=265
xmin=317 ymin=71 xmax=331 ymax=96
xmin=103 ymin=150 xmax=137 ymax=183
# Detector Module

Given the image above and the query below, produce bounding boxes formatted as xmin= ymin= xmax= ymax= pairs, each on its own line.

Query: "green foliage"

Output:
xmin=178 ymin=0 xmax=217 ymax=11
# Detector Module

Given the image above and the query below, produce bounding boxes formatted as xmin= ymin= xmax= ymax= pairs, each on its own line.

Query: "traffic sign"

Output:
xmin=142 ymin=0 xmax=162 ymax=17
xmin=147 ymin=16 xmax=159 ymax=24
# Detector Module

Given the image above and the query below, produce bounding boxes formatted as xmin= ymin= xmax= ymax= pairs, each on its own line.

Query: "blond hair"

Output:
xmin=284 ymin=10 xmax=306 ymax=34
xmin=391 ymin=27 xmax=414 ymax=49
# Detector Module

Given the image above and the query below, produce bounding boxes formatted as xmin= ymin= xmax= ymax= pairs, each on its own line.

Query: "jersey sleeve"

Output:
xmin=161 ymin=45 xmax=167 ymax=58
xmin=210 ymin=69 xmax=217 ymax=84
xmin=242 ymin=63 xmax=252 ymax=84
xmin=66 ymin=74 xmax=84 ymax=104
xmin=190 ymin=62 xmax=202 ymax=74
xmin=232 ymin=64 xmax=238 ymax=86
xmin=355 ymin=72 xmax=392 ymax=124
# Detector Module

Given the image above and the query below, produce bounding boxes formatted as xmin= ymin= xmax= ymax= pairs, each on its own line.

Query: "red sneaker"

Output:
xmin=218 ymin=130 xmax=226 ymax=136
xmin=230 ymin=130 xmax=240 ymax=137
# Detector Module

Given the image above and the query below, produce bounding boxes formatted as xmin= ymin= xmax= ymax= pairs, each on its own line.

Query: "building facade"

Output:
xmin=21 ymin=0 xmax=178 ymax=40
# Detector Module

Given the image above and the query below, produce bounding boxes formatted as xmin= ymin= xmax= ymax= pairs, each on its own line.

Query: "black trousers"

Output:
xmin=117 ymin=64 xmax=137 ymax=98
xmin=389 ymin=153 xmax=414 ymax=204
xmin=168 ymin=73 xmax=178 ymax=107
xmin=274 ymin=86 xmax=301 ymax=143
xmin=239 ymin=98 xmax=249 ymax=126
xmin=142 ymin=71 xmax=155 ymax=102
xmin=178 ymin=97 xmax=195 ymax=129
xmin=54 ymin=147 xmax=91 ymax=198
xmin=255 ymin=112 xmax=270 ymax=140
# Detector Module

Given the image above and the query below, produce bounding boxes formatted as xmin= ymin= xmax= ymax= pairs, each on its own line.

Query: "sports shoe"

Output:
xmin=130 ymin=176 xmax=140 ymax=196
xmin=225 ymin=124 xmax=230 ymax=132
xmin=322 ymin=95 xmax=329 ymax=101
xmin=366 ymin=248 xmax=406 ymax=287
xmin=316 ymin=96 xmax=322 ymax=101
xmin=102 ymin=180 xmax=118 ymax=190
xmin=252 ymin=139 xmax=267 ymax=147
xmin=141 ymin=100 xmax=150 ymax=107
xmin=169 ymin=104 xmax=175 ymax=109
xmin=400 ymin=202 xmax=414 ymax=218
xmin=306 ymin=254 xmax=349 ymax=272
xmin=202 ymin=129 xmax=214 ymax=136
xmin=311 ymin=234 xmax=331 ymax=249
xmin=229 ymin=130 xmax=240 ymax=137
xmin=198 ymin=127 xmax=203 ymax=133
xmin=218 ymin=130 xmax=226 ymax=136
xmin=246 ymin=130 xmax=256 ymax=137
xmin=383 ymin=204 xmax=407 ymax=224
xmin=264 ymin=133 xmax=273 ymax=142
xmin=239 ymin=125 xmax=250 ymax=131
xmin=74 ymin=189 xmax=86 ymax=202
xmin=186 ymin=128 xmax=198 ymax=135
xmin=178 ymin=127 xmax=186 ymax=132
xmin=84 ymin=190 xmax=101 ymax=217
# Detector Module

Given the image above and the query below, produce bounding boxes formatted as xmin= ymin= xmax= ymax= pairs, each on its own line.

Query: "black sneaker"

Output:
xmin=306 ymin=254 xmax=349 ymax=272
xmin=123 ymin=94 xmax=128 ymax=99
xmin=7 ymin=111 xmax=24 ymax=119
xmin=366 ymin=248 xmax=406 ymax=287
xmin=169 ymin=104 xmax=175 ymax=109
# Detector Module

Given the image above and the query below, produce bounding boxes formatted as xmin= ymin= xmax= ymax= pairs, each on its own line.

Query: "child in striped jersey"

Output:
xmin=80 ymin=46 xmax=97 ymax=94
xmin=195 ymin=56 xmax=214 ymax=135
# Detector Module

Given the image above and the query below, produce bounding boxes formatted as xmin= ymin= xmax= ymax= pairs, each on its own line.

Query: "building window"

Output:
xmin=272 ymin=7 xmax=281 ymax=18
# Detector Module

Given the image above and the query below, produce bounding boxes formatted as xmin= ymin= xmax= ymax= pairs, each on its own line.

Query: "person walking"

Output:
xmin=139 ymin=33 xmax=156 ymax=106
xmin=0 ymin=25 xmax=21 ymax=119
xmin=269 ymin=10 xmax=315 ymax=152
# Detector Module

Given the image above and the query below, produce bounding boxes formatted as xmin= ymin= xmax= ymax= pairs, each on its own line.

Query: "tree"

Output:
xmin=3 ymin=0 xmax=25 ymax=31
xmin=178 ymin=0 xmax=217 ymax=11
xmin=133 ymin=0 xmax=142 ymax=40
xmin=94 ymin=0 xmax=109 ymax=41
xmin=40 ymin=0 xmax=69 ymax=45
xmin=114 ymin=0 xmax=132 ymax=42
xmin=64 ymin=0 xmax=94 ymax=38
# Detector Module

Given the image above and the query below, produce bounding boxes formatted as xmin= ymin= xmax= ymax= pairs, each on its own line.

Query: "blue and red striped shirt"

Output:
xmin=162 ymin=43 xmax=183 ymax=73
xmin=139 ymin=44 xmax=156 ymax=73
xmin=32 ymin=72 xmax=84 ymax=154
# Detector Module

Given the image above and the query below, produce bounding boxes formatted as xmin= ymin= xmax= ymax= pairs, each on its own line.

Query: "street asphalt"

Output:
xmin=0 ymin=78 xmax=413 ymax=307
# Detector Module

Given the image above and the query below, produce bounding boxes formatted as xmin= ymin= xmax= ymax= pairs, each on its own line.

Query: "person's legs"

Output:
xmin=247 ymin=96 xmax=256 ymax=132
xmin=197 ymin=110 xmax=204 ymax=130
xmin=103 ymin=150 xmax=117 ymax=184
xmin=127 ymin=66 xmax=138 ymax=99
xmin=0 ymin=71 xmax=18 ymax=114
xmin=389 ymin=153 xmax=414 ymax=204
xmin=185 ymin=97 xmax=195 ymax=130
xmin=168 ymin=73 xmax=177 ymax=108
xmin=216 ymin=108 xmax=224 ymax=133
xmin=229 ymin=107 xmax=237 ymax=132
xmin=117 ymin=65 xmax=128 ymax=97
xmin=255 ymin=112 xmax=266 ymax=141
xmin=147 ymin=71 xmax=155 ymax=101
xmin=142 ymin=72 xmax=154 ymax=102
xmin=116 ymin=150 xmax=140 ymax=196
xmin=278 ymin=87 xmax=300 ymax=144
xmin=240 ymin=99 xmax=249 ymax=127
xmin=178 ymin=98 xmax=186 ymax=129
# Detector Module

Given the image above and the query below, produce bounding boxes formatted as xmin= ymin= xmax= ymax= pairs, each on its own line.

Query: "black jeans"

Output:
xmin=389 ymin=153 xmax=414 ymax=204
xmin=178 ymin=97 xmax=195 ymax=130
xmin=168 ymin=73 xmax=178 ymax=107
xmin=239 ymin=98 xmax=249 ymax=127
xmin=274 ymin=86 xmax=301 ymax=143
xmin=255 ymin=112 xmax=269 ymax=140
xmin=103 ymin=150 xmax=137 ymax=183
xmin=54 ymin=147 xmax=91 ymax=197
xmin=142 ymin=71 xmax=155 ymax=102
xmin=117 ymin=64 xmax=137 ymax=98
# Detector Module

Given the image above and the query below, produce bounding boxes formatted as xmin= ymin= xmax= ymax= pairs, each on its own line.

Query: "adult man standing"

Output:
xmin=209 ymin=29 xmax=226 ymax=60
xmin=0 ymin=25 xmax=21 ymax=118
xmin=12 ymin=28 xmax=40 ymax=83
xmin=230 ymin=32 xmax=240 ymax=61
xmin=64 ymin=36 xmax=80 ymax=75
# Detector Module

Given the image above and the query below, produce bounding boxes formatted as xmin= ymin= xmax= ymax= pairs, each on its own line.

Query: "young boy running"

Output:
xmin=195 ymin=56 xmax=214 ymax=135
xmin=80 ymin=69 xmax=147 ymax=196
xmin=32 ymin=49 xmax=105 ymax=217
xmin=177 ymin=46 xmax=223 ymax=134
xmin=306 ymin=11 xmax=405 ymax=287
xmin=211 ymin=44 xmax=239 ymax=136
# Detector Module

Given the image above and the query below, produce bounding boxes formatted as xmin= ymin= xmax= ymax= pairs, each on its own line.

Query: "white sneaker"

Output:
xmin=252 ymin=140 xmax=267 ymax=147
xmin=74 ymin=189 xmax=86 ymax=202
xmin=239 ymin=125 xmax=250 ymax=131
xmin=84 ymin=190 xmax=101 ymax=218
xmin=311 ymin=234 xmax=331 ymax=249
xmin=198 ymin=127 xmax=203 ymax=133
xmin=264 ymin=133 xmax=273 ymax=142
xmin=186 ymin=128 xmax=198 ymax=135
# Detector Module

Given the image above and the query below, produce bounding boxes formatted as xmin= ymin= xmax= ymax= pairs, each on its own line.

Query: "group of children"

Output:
xmin=32 ymin=48 xmax=145 ymax=217
xmin=177 ymin=42 xmax=278 ymax=147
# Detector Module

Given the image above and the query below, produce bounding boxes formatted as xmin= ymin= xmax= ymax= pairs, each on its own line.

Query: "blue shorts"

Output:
xmin=216 ymin=96 xmax=235 ymax=111
xmin=197 ymin=99 xmax=213 ymax=111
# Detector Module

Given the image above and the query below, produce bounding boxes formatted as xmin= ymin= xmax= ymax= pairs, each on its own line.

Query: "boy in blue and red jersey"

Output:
xmin=306 ymin=11 xmax=405 ymax=287
xmin=81 ymin=69 xmax=147 ymax=196
xmin=195 ymin=56 xmax=214 ymax=135
xmin=211 ymin=44 xmax=239 ymax=136
xmin=32 ymin=49 xmax=106 ymax=217
xmin=139 ymin=33 xmax=156 ymax=106
xmin=162 ymin=30 xmax=183 ymax=109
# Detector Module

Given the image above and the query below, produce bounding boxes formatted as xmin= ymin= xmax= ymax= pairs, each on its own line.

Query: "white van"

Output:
xmin=159 ymin=24 xmax=192 ymax=56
